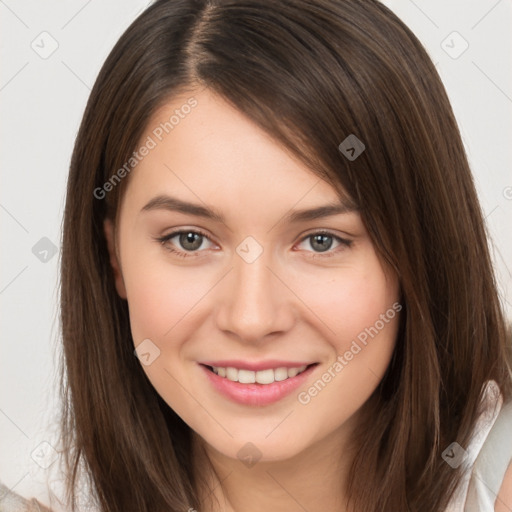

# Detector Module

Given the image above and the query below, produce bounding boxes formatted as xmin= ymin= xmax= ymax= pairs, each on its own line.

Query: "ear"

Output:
xmin=104 ymin=218 xmax=128 ymax=299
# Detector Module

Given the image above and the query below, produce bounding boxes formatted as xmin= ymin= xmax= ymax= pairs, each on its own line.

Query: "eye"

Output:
xmin=296 ymin=231 xmax=352 ymax=257
xmin=155 ymin=229 xmax=352 ymax=259
xmin=156 ymin=229 xmax=215 ymax=258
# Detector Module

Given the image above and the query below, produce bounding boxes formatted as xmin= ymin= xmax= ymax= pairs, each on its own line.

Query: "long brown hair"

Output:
xmin=59 ymin=0 xmax=512 ymax=510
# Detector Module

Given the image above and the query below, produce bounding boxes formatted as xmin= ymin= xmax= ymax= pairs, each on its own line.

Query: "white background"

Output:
xmin=1 ymin=0 xmax=511 ymax=508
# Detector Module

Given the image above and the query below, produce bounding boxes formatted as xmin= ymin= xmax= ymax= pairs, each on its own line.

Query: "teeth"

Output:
xmin=287 ymin=367 xmax=300 ymax=378
xmin=238 ymin=369 xmax=255 ymax=384
xmin=226 ymin=367 xmax=238 ymax=381
xmin=274 ymin=367 xmax=289 ymax=381
xmin=211 ymin=365 xmax=308 ymax=384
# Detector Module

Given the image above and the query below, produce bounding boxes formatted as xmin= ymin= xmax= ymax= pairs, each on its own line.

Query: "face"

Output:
xmin=105 ymin=88 xmax=401 ymax=463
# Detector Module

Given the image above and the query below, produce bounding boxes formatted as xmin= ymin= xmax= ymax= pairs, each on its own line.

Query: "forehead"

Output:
xmin=120 ymin=88 xmax=347 ymax=219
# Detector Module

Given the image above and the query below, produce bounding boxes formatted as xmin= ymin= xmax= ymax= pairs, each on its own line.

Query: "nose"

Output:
xmin=214 ymin=249 xmax=296 ymax=344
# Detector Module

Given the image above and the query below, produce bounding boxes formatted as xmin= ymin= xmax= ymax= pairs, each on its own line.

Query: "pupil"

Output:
xmin=311 ymin=234 xmax=332 ymax=252
xmin=180 ymin=232 xmax=202 ymax=251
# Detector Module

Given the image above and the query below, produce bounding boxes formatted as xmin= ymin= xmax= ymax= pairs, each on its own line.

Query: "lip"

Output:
xmin=199 ymin=362 xmax=318 ymax=406
xmin=199 ymin=360 xmax=315 ymax=372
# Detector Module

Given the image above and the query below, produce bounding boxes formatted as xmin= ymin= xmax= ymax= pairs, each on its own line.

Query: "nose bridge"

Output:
xmin=215 ymin=242 xmax=294 ymax=341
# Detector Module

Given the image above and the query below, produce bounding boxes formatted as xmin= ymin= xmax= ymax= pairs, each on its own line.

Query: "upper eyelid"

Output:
xmin=300 ymin=228 xmax=351 ymax=240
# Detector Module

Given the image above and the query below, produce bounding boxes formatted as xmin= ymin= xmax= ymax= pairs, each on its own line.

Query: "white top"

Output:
xmin=445 ymin=380 xmax=512 ymax=511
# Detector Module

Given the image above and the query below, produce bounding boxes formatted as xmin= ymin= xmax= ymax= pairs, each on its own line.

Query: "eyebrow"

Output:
xmin=140 ymin=194 xmax=357 ymax=224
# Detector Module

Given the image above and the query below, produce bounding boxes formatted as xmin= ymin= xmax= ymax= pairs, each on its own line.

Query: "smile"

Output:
xmin=199 ymin=362 xmax=319 ymax=406
xmin=208 ymin=365 xmax=309 ymax=384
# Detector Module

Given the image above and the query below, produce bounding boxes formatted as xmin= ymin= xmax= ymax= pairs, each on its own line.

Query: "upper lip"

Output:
xmin=200 ymin=360 xmax=317 ymax=372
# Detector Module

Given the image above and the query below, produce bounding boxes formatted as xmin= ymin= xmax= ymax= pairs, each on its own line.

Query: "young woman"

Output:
xmin=36 ymin=0 xmax=512 ymax=511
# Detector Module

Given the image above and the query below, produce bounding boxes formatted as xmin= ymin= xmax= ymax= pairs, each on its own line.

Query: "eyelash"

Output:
xmin=155 ymin=229 xmax=353 ymax=259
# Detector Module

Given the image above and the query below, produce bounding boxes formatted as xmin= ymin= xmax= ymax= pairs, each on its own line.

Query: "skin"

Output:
xmin=104 ymin=88 xmax=401 ymax=512
xmin=496 ymin=463 xmax=512 ymax=512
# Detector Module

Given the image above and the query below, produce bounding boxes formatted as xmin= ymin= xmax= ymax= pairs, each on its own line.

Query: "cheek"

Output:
xmin=120 ymin=241 xmax=215 ymax=344
xmin=293 ymin=257 xmax=400 ymax=420
xmin=290 ymin=251 xmax=400 ymax=411
xmin=331 ymin=273 xmax=398 ymax=350
xmin=291 ymin=255 xmax=399 ymax=350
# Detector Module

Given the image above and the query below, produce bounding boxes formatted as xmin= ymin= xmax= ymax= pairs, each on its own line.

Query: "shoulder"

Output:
xmin=492 ymin=397 xmax=512 ymax=510
xmin=0 ymin=480 xmax=53 ymax=512
xmin=495 ymin=461 xmax=512 ymax=512
xmin=471 ymin=397 xmax=512 ymax=512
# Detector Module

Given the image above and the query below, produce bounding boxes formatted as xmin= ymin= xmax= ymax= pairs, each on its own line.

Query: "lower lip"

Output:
xmin=200 ymin=364 xmax=318 ymax=406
